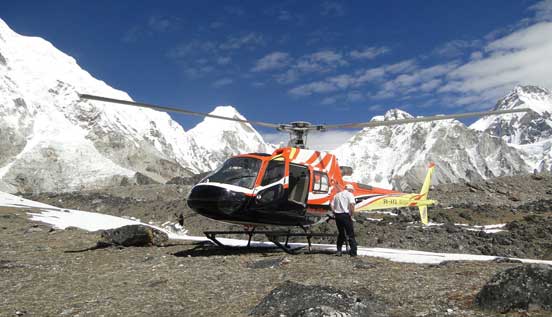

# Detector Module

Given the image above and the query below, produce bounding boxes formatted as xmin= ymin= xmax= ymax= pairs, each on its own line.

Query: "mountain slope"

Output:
xmin=333 ymin=109 xmax=530 ymax=190
xmin=0 ymin=18 xmax=269 ymax=193
xmin=187 ymin=106 xmax=272 ymax=171
xmin=470 ymin=85 xmax=552 ymax=172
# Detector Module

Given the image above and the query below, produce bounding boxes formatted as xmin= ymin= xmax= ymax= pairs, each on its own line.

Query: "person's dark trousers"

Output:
xmin=335 ymin=213 xmax=357 ymax=256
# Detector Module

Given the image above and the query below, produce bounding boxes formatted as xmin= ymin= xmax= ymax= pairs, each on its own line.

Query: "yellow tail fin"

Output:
xmin=418 ymin=163 xmax=435 ymax=224
xmin=418 ymin=206 xmax=428 ymax=225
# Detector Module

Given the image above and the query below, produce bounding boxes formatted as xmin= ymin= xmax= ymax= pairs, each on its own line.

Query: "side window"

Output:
xmin=261 ymin=160 xmax=285 ymax=186
xmin=312 ymin=171 xmax=329 ymax=193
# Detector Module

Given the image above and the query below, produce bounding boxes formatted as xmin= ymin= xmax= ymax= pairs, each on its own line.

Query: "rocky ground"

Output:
xmin=1 ymin=174 xmax=552 ymax=316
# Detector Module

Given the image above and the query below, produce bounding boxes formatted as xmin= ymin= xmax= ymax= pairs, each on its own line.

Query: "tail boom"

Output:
xmin=353 ymin=163 xmax=437 ymax=224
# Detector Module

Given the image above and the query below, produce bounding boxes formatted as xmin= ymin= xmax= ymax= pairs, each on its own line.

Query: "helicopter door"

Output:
xmin=288 ymin=164 xmax=309 ymax=206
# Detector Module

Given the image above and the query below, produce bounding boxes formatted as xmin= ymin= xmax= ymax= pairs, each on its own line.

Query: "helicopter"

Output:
xmin=79 ymin=93 xmax=529 ymax=251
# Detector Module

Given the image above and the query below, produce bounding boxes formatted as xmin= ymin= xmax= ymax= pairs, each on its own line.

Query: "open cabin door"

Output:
xmin=288 ymin=164 xmax=310 ymax=207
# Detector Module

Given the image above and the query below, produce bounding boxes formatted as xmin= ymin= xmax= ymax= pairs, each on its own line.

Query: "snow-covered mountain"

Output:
xmin=333 ymin=109 xmax=530 ymax=191
xmin=0 ymin=18 xmax=269 ymax=193
xmin=1 ymin=17 xmax=551 ymax=194
xmin=471 ymin=85 xmax=552 ymax=173
xmin=187 ymin=106 xmax=272 ymax=171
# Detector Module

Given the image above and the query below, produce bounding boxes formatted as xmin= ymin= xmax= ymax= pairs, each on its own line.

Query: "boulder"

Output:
xmin=250 ymin=281 xmax=387 ymax=317
xmin=474 ymin=264 xmax=552 ymax=312
xmin=101 ymin=224 xmax=168 ymax=247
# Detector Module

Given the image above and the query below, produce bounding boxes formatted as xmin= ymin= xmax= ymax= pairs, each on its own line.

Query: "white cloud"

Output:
xmin=252 ymin=52 xmax=291 ymax=72
xmin=275 ymin=69 xmax=300 ymax=84
xmin=350 ymin=47 xmax=389 ymax=59
xmin=529 ymin=0 xmax=552 ymax=22
xmin=295 ymin=50 xmax=347 ymax=73
xmin=288 ymin=59 xmax=418 ymax=96
xmin=289 ymin=81 xmax=340 ymax=96
xmin=355 ymin=67 xmax=386 ymax=84
xmin=470 ymin=51 xmax=483 ymax=60
xmin=441 ymin=21 xmax=552 ymax=100
xmin=220 ymin=32 xmax=264 ymax=50
xmin=212 ymin=78 xmax=233 ymax=87
xmin=169 ymin=40 xmax=217 ymax=58
xmin=288 ymin=2 xmax=552 ymax=108
xmin=268 ymin=49 xmax=348 ymax=84
xmin=385 ymin=59 xmax=417 ymax=74
xmin=433 ymin=40 xmax=480 ymax=57
xmin=419 ymin=79 xmax=442 ymax=92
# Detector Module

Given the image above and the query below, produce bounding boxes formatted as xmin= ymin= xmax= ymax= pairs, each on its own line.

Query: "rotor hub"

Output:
xmin=276 ymin=122 xmax=327 ymax=149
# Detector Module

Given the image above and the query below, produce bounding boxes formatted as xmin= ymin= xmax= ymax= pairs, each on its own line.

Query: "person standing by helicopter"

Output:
xmin=331 ymin=184 xmax=358 ymax=257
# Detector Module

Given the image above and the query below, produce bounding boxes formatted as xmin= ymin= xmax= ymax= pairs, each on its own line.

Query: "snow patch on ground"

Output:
xmin=1 ymin=191 xmax=551 ymax=265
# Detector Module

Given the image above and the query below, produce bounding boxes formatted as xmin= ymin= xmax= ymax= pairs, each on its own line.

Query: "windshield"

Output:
xmin=204 ymin=157 xmax=261 ymax=189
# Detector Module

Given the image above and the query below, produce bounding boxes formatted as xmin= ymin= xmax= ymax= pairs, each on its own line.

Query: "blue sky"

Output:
xmin=2 ymin=0 xmax=552 ymax=148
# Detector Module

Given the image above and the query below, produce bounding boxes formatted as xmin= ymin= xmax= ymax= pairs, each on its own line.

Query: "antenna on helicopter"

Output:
xmin=79 ymin=93 xmax=532 ymax=149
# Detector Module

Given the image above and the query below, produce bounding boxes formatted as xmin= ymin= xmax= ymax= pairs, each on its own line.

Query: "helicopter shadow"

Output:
xmin=171 ymin=241 xmax=337 ymax=257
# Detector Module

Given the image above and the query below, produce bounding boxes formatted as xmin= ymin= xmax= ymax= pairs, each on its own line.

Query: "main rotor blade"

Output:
xmin=79 ymin=94 xmax=281 ymax=129
xmin=323 ymin=108 xmax=531 ymax=130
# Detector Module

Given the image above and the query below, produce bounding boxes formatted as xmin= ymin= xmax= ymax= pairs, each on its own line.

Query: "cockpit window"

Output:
xmin=261 ymin=160 xmax=285 ymax=186
xmin=312 ymin=171 xmax=329 ymax=193
xmin=203 ymin=157 xmax=261 ymax=189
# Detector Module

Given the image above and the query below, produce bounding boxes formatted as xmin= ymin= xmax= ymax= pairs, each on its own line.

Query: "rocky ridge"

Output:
xmin=333 ymin=109 xmax=530 ymax=191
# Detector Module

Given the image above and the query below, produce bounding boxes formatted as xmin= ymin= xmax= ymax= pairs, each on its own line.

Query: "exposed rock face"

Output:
xmin=250 ymin=280 xmax=388 ymax=317
xmin=100 ymin=225 xmax=168 ymax=247
xmin=334 ymin=109 xmax=529 ymax=191
xmin=471 ymin=85 xmax=552 ymax=173
xmin=474 ymin=264 xmax=552 ymax=312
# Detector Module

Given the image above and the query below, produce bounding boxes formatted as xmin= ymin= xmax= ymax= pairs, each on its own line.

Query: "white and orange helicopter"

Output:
xmin=80 ymin=94 xmax=528 ymax=251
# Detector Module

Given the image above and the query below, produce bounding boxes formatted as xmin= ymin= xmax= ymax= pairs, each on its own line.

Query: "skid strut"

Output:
xmin=203 ymin=230 xmax=336 ymax=254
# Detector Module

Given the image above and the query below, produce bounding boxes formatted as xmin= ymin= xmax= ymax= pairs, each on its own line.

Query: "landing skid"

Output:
xmin=203 ymin=229 xmax=336 ymax=255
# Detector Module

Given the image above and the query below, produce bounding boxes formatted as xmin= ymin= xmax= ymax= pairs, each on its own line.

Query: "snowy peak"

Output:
xmin=469 ymin=85 xmax=552 ymax=173
xmin=0 ymin=20 xmax=253 ymax=192
xmin=370 ymin=108 xmax=413 ymax=123
xmin=187 ymin=105 xmax=271 ymax=170
xmin=470 ymin=85 xmax=552 ymax=145
xmin=493 ymin=85 xmax=552 ymax=115
xmin=335 ymin=106 xmax=528 ymax=190
xmin=210 ymin=105 xmax=245 ymax=119
xmin=384 ymin=108 xmax=414 ymax=121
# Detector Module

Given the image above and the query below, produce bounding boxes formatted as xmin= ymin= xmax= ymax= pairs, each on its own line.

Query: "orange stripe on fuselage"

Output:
xmin=315 ymin=154 xmax=332 ymax=170
xmin=305 ymin=152 xmax=321 ymax=165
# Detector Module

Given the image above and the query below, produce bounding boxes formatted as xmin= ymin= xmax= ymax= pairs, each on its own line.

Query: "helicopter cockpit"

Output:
xmin=203 ymin=157 xmax=262 ymax=189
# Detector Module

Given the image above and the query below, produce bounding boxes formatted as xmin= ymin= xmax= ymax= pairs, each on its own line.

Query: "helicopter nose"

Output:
xmin=187 ymin=184 xmax=248 ymax=218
